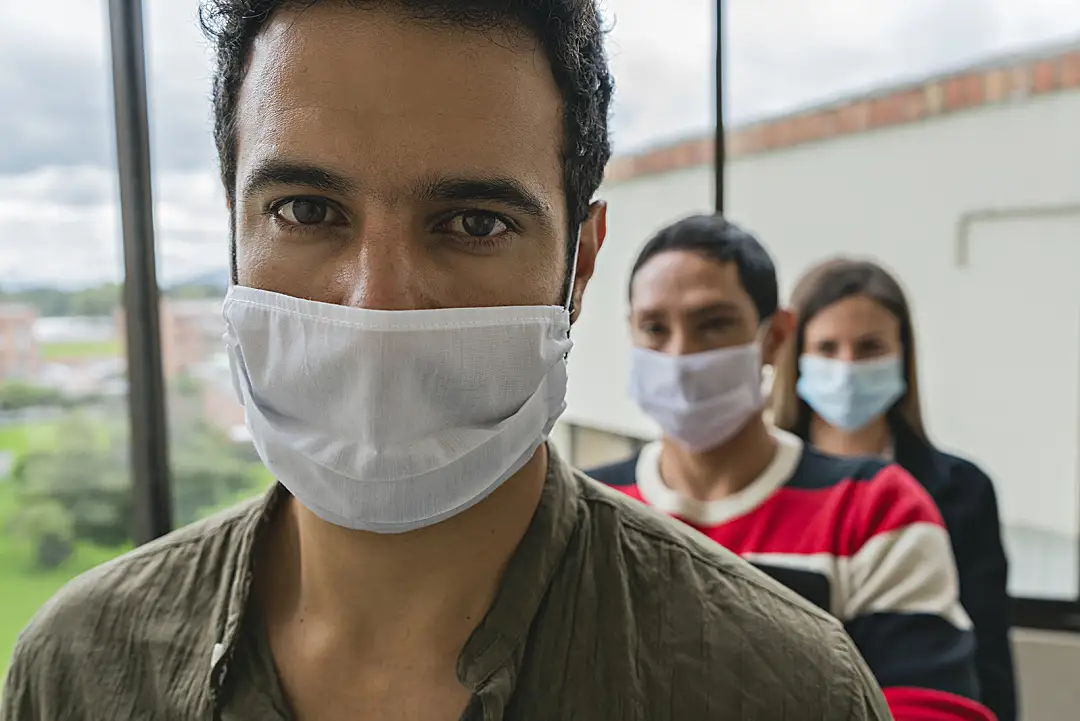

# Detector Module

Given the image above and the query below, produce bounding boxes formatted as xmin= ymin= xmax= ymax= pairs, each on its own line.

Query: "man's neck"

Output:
xmin=256 ymin=444 xmax=549 ymax=668
xmin=658 ymin=416 xmax=778 ymax=503
xmin=810 ymin=416 xmax=891 ymax=459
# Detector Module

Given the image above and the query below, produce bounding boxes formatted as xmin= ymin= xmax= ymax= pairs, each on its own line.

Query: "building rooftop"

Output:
xmin=605 ymin=38 xmax=1080 ymax=184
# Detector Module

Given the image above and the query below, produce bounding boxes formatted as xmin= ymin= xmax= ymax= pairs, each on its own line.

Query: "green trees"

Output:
xmin=0 ymin=280 xmax=223 ymax=318
xmin=0 ymin=284 xmax=121 ymax=317
xmin=5 ymin=406 xmax=269 ymax=571
xmin=0 ymin=382 xmax=66 ymax=411
xmin=170 ymin=421 xmax=263 ymax=526
xmin=8 ymin=415 xmax=129 ymax=568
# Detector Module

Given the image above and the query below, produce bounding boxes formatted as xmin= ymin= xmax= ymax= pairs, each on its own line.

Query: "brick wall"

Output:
xmin=605 ymin=42 xmax=1080 ymax=184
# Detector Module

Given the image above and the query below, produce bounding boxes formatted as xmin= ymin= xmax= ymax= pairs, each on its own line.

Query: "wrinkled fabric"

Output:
xmin=2 ymin=446 xmax=891 ymax=721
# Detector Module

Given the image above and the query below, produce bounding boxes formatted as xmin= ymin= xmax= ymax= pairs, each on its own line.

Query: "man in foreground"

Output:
xmin=3 ymin=3 xmax=890 ymax=719
xmin=590 ymin=214 xmax=996 ymax=721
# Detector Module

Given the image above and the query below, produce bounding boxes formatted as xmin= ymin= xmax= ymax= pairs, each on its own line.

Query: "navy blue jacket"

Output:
xmin=889 ymin=420 xmax=1016 ymax=721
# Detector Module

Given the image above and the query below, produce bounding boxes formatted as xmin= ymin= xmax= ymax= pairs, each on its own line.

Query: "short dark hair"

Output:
xmin=628 ymin=214 xmax=779 ymax=322
xmin=199 ymin=0 xmax=613 ymax=237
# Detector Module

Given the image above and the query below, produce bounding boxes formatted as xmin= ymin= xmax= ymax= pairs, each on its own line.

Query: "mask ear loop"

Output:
xmin=558 ymin=229 xmax=582 ymax=360
xmin=228 ymin=210 xmax=239 ymax=286
xmin=563 ymin=227 xmax=582 ymax=312
xmin=755 ymin=318 xmax=775 ymax=405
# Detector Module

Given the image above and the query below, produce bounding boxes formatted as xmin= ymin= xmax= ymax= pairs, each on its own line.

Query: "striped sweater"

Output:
xmin=588 ymin=429 xmax=996 ymax=721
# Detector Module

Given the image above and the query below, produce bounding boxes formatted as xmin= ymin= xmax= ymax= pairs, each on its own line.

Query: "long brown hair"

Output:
xmin=771 ymin=258 xmax=927 ymax=439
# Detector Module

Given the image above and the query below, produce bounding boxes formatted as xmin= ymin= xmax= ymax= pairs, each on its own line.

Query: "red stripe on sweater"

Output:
xmin=613 ymin=464 xmax=944 ymax=558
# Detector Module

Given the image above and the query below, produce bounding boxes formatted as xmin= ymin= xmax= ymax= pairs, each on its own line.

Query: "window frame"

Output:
xmin=107 ymin=0 xmax=173 ymax=544
xmin=106 ymin=0 xmax=1080 ymax=629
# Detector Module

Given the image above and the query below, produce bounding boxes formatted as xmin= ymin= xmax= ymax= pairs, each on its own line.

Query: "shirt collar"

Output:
xmin=636 ymin=427 xmax=804 ymax=526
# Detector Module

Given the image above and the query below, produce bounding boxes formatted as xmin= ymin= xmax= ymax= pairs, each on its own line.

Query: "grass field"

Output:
xmin=0 ymin=423 xmax=57 ymax=460
xmin=0 ymin=494 xmax=128 ymax=679
xmin=0 ymin=421 xmax=128 ymax=680
xmin=40 ymin=339 xmax=121 ymax=361
xmin=0 ymin=419 xmax=271 ymax=683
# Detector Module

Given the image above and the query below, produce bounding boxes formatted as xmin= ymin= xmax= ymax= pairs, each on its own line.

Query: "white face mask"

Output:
xmin=223 ymin=286 xmax=572 ymax=533
xmin=628 ymin=342 xmax=765 ymax=453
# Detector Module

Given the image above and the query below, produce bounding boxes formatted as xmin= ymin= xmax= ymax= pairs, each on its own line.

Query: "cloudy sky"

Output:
xmin=1 ymin=0 xmax=1077 ymax=287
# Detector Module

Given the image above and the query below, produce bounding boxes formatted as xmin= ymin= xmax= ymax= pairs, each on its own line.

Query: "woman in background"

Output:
xmin=771 ymin=258 xmax=1016 ymax=721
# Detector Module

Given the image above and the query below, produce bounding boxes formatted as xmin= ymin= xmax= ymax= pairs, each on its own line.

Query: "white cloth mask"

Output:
xmin=629 ymin=343 xmax=765 ymax=453
xmin=223 ymin=286 xmax=572 ymax=533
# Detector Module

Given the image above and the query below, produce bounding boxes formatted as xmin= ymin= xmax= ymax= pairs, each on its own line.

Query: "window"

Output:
xmin=0 ymin=0 xmax=132 ymax=677
xmin=10 ymin=0 xmax=1079 ymax=700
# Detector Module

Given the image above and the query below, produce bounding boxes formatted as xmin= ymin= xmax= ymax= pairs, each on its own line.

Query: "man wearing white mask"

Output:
xmin=3 ymin=5 xmax=892 ymax=721
xmin=589 ymin=215 xmax=995 ymax=721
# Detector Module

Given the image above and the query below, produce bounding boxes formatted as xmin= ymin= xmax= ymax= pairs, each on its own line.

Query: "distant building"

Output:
xmin=0 ymin=304 xmax=40 ymax=381
xmin=191 ymin=351 xmax=248 ymax=443
xmin=161 ymin=299 xmax=226 ymax=380
xmin=116 ymin=298 xmax=225 ymax=380
xmin=116 ymin=298 xmax=248 ymax=441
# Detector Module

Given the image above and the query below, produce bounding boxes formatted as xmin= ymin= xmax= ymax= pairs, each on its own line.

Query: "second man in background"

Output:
xmin=589 ymin=214 xmax=995 ymax=721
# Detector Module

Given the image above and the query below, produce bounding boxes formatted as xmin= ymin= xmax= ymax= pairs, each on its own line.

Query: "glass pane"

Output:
xmin=565 ymin=0 xmax=717 ymax=438
xmin=0 ymin=0 xmax=132 ymax=679
xmin=574 ymin=425 xmax=644 ymax=469
xmin=143 ymin=2 xmax=272 ymax=529
xmin=724 ymin=1 xmax=1080 ymax=600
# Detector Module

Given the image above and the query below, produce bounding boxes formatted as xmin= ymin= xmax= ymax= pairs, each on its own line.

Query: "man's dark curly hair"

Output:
xmin=198 ymin=0 xmax=614 ymax=241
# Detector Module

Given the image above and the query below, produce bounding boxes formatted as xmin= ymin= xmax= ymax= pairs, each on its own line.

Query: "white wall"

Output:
xmin=568 ymin=88 xmax=1080 ymax=601
xmin=567 ymin=88 xmax=1080 ymax=720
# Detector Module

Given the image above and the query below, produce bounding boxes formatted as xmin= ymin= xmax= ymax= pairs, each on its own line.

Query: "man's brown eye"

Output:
xmin=277 ymin=198 xmax=331 ymax=225
xmin=460 ymin=212 xmax=501 ymax=237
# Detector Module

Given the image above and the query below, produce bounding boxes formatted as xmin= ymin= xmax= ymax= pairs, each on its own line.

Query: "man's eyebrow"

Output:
xmin=688 ymin=301 xmax=743 ymax=318
xmin=240 ymin=160 xmax=356 ymax=198
xmin=415 ymin=175 xmax=553 ymax=224
xmin=239 ymin=164 xmax=554 ymax=224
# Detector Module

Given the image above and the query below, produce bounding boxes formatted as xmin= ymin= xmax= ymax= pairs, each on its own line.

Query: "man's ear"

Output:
xmin=761 ymin=308 xmax=795 ymax=365
xmin=570 ymin=200 xmax=607 ymax=324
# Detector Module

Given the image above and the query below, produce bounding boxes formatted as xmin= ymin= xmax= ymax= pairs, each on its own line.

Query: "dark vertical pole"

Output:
xmin=106 ymin=0 xmax=173 ymax=543
xmin=714 ymin=0 xmax=726 ymax=214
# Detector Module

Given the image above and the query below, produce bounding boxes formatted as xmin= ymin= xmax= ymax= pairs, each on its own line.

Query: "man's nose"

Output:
xmin=665 ymin=328 xmax=698 ymax=357
xmin=339 ymin=222 xmax=425 ymax=311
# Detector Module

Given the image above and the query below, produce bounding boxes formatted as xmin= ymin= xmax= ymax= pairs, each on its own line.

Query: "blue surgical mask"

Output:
xmin=796 ymin=355 xmax=906 ymax=432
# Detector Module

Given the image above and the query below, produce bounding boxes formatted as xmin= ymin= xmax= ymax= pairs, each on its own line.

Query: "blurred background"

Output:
xmin=1 ymin=1 xmax=1079 ymax=717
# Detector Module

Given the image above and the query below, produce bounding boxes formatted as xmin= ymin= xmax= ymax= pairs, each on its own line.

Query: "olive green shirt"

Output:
xmin=2 ymin=446 xmax=890 ymax=720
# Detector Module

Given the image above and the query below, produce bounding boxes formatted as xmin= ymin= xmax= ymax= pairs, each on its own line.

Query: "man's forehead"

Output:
xmin=241 ymin=5 xmax=555 ymax=118
xmin=633 ymin=253 xmax=748 ymax=303
xmin=233 ymin=4 xmax=566 ymax=206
